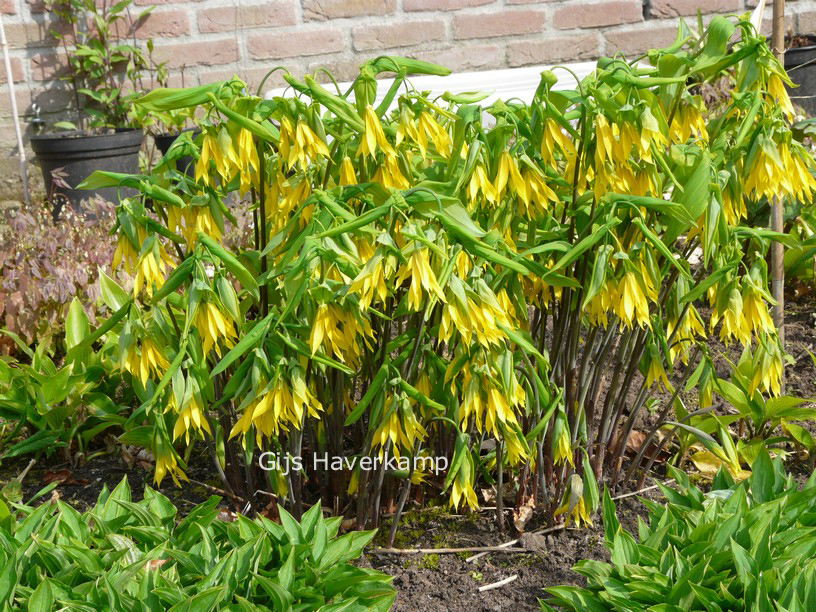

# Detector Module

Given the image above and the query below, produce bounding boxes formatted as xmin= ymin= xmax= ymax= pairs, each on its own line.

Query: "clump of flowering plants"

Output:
xmin=77 ymin=14 xmax=815 ymax=535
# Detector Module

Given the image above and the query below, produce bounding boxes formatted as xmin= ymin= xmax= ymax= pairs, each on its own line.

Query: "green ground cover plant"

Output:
xmin=0 ymin=477 xmax=394 ymax=610
xmin=544 ymin=454 xmax=816 ymax=611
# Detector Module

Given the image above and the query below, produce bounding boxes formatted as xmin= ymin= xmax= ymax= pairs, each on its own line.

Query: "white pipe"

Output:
xmin=0 ymin=13 xmax=29 ymax=208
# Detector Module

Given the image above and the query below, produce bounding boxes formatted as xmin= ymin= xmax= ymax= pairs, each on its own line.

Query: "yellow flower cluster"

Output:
xmin=613 ymin=266 xmax=656 ymax=330
xmin=168 ymin=392 xmax=212 ymax=443
xmin=371 ymin=395 xmax=427 ymax=458
xmin=554 ymin=475 xmax=593 ymax=528
xmin=668 ymin=306 xmax=706 ymax=364
xmin=439 ymin=278 xmax=512 ymax=348
xmin=348 ymin=252 xmax=393 ymax=310
xmin=167 ymin=204 xmax=222 ymax=249
xmin=230 ymin=370 xmax=322 ymax=445
xmin=593 ymin=113 xmax=666 ymax=198
xmin=122 ymin=337 xmax=169 ymax=386
xmin=279 ymin=116 xmax=330 ymax=170
xmin=710 ymin=281 xmax=774 ymax=346
xmin=456 ymin=354 xmax=526 ymax=460
xmin=395 ymin=247 xmax=446 ymax=311
xmin=358 ymin=105 xmax=410 ymax=189
xmin=112 ymin=227 xmax=146 ymax=276
xmin=154 ymin=441 xmax=186 ymax=487
xmin=196 ymin=126 xmax=259 ymax=194
xmin=195 ymin=301 xmax=237 ymax=357
xmin=310 ymin=303 xmax=374 ymax=367
xmin=450 ymin=451 xmax=478 ymax=511
xmin=396 ymin=107 xmax=452 ymax=159
xmin=744 ymin=139 xmax=816 ymax=203
xmin=669 ymin=102 xmax=709 ymax=144
xmin=540 ymin=117 xmax=575 ymax=168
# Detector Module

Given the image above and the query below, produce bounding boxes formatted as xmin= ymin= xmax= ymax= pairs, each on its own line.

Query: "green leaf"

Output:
xmin=99 ymin=270 xmax=131 ymax=311
xmin=602 ymin=487 xmax=620 ymax=545
xmin=552 ymin=218 xmax=619 ymax=272
xmin=211 ymin=312 xmax=273 ymax=376
xmin=28 ymin=577 xmax=54 ymax=612
xmin=0 ymin=555 xmax=17 ymax=607
xmin=345 ymin=361 xmax=389 ymax=426
xmin=77 ymin=170 xmax=143 ymax=190
xmin=2 ymin=431 xmax=63 ymax=459
xmin=198 ymin=233 xmax=260 ymax=301
xmin=136 ymin=82 xmax=231 ymax=111
xmin=751 ymin=447 xmax=774 ymax=504
xmin=65 ymin=297 xmax=90 ymax=365
xmin=277 ymin=506 xmax=302 ymax=544
xmin=151 ymin=256 xmax=195 ymax=303
xmin=67 ymin=300 xmax=131 ymax=363
xmin=730 ymin=537 xmax=758 ymax=589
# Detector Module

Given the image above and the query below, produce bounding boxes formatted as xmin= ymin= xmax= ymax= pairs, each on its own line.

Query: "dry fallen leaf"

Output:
xmin=146 ymin=559 xmax=168 ymax=570
xmin=42 ymin=469 xmax=88 ymax=486
xmin=259 ymin=499 xmax=279 ymax=521
xmin=217 ymin=510 xmax=237 ymax=522
xmin=513 ymin=496 xmax=535 ymax=533
xmin=625 ymin=430 xmax=647 ymax=454
xmin=121 ymin=446 xmax=135 ymax=468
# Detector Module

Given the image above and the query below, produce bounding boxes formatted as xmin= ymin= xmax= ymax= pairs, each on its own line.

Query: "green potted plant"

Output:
xmin=134 ymin=102 xmax=199 ymax=177
xmin=31 ymin=0 xmax=157 ymax=216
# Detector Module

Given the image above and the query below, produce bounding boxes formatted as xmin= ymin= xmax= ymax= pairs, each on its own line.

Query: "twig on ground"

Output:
xmin=478 ymin=574 xmax=518 ymax=592
xmin=189 ymin=478 xmax=248 ymax=505
xmin=16 ymin=458 xmax=35 ymax=483
xmin=466 ymin=523 xmax=566 ymax=563
xmin=611 ymin=483 xmax=660 ymax=501
xmin=370 ymin=546 xmax=529 ymax=555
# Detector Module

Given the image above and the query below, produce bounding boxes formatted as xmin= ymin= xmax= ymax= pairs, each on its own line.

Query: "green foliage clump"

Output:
xmin=543 ymin=456 xmax=816 ymax=611
xmin=0 ymin=477 xmax=395 ymax=610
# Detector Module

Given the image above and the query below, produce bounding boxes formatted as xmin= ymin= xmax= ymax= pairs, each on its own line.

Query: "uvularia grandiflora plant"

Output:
xmin=75 ymin=14 xmax=816 ymax=537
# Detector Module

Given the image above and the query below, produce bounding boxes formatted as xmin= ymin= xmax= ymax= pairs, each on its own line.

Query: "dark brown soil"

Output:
xmin=0 ymin=444 xmax=217 ymax=513
xmin=361 ymin=491 xmax=656 ymax=611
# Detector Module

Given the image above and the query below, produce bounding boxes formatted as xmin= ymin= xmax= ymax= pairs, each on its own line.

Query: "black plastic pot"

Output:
xmin=31 ymin=128 xmax=143 ymax=218
xmin=786 ymin=45 xmax=816 ymax=117
xmin=155 ymin=128 xmax=199 ymax=178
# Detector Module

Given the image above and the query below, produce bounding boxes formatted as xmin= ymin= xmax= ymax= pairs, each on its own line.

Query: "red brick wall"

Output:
xmin=0 ymin=0 xmax=811 ymax=147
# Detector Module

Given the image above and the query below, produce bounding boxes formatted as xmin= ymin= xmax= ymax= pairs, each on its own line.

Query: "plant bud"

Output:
xmin=354 ymin=66 xmax=378 ymax=116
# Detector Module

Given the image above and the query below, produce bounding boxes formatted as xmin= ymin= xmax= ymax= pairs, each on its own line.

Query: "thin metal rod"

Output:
xmin=0 ymin=14 xmax=29 ymax=207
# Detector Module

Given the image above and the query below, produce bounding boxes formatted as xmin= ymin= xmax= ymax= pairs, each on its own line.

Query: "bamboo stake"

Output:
xmin=771 ymin=0 xmax=786 ymax=370
xmin=0 ymin=14 xmax=29 ymax=208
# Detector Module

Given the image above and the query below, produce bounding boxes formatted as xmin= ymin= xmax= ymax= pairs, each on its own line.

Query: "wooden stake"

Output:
xmin=771 ymin=1 xmax=786 ymax=366
xmin=0 ymin=14 xmax=28 ymax=208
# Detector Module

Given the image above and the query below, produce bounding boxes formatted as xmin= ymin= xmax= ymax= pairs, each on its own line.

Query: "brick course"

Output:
xmin=354 ymin=20 xmax=445 ymax=50
xmin=454 ymin=9 xmax=548 ymax=40
xmin=553 ymin=1 xmax=643 ymax=29
xmin=0 ymin=0 xmax=814 ymax=160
